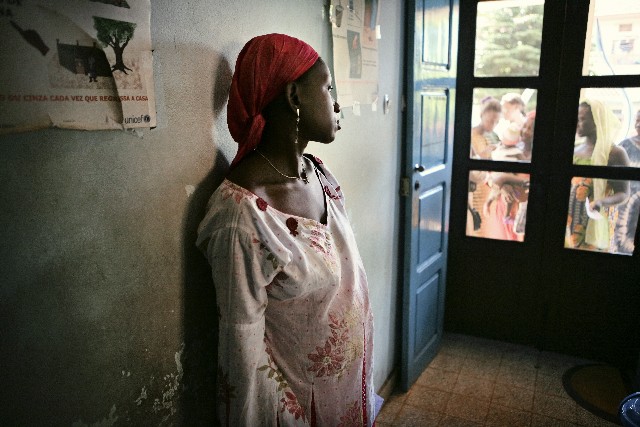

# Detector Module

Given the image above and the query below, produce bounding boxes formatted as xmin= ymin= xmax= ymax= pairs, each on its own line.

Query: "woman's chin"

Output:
xmin=319 ymin=136 xmax=336 ymax=144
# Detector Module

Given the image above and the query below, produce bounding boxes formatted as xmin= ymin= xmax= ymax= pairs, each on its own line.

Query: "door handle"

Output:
xmin=414 ymin=164 xmax=425 ymax=173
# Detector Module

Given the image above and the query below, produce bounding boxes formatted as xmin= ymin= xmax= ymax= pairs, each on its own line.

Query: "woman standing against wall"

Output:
xmin=196 ymin=34 xmax=377 ymax=426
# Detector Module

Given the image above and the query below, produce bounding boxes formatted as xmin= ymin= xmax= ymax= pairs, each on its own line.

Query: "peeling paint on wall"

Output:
xmin=70 ymin=345 xmax=185 ymax=426
xmin=72 ymin=405 xmax=118 ymax=427
xmin=152 ymin=344 xmax=184 ymax=423
xmin=135 ymin=386 xmax=147 ymax=406
xmin=123 ymin=344 xmax=185 ymax=425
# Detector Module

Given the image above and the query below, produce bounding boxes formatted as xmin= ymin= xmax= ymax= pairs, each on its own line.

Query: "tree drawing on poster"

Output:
xmin=93 ymin=17 xmax=136 ymax=74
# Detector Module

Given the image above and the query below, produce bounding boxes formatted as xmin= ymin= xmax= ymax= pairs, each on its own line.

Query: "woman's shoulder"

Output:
xmin=619 ymin=137 xmax=640 ymax=156
xmin=225 ymin=154 xmax=265 ymax=193
xmin=196 ymin=177 xmax=281 ymax=255
xmin=306 ymin=154 xmax=342 ymax=185
xmin=197 ymin=181 xmax=261 ymax=235
xmin=305 ymin=154 xmax=346 ymax=205
xmin=608 ymin=144 xmax=630 ymax=167
xmin=305 ymin=153 xmax=330 ymax=175
xmin=212 ymin=179 xmax=258 ymax=204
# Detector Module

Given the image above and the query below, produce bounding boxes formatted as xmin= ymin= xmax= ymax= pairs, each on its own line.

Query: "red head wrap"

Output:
xmin=227 ymin=34 xmax=320 ymax=167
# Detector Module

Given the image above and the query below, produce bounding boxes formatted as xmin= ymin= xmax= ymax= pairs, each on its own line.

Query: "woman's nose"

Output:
xmin=334 ymin=101 xmax=341 ymax=113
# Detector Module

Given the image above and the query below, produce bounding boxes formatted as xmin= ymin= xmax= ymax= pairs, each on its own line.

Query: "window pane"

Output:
xmin=474 ymin=0 xmax=545 ymax=77
xmin=583 ymin=0 xmax=640 ymax=76
xmin=470 ymin=88 xmax=537 ymax=162
xmin=467 ymin=170 xmax=530 ymax=241
xmin=421 ymin=90 xmax=449 ymax=170
xmin=423 ymin=0 xmax=451 ymax=67
xmin=565 ymin=177 xmax=639 ymax=255
xmin=574 ymin=88 xmax=640 ymax=168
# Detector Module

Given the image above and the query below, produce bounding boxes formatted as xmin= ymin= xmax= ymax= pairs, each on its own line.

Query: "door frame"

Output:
xmin=445 ymin=0 xmax=640 ymax=369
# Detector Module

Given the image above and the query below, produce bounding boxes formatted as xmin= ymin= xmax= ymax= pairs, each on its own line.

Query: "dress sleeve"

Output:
xmin=205 ymin=226 xmax=282 ymax=426
xmin=471 ymin=131 xmax=489 ymax=159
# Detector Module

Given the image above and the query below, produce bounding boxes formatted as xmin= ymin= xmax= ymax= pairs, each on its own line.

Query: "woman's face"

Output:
xmin=297 ymin=60 xmax=341 ymax=144
xmin=480 ymin=110 xmax=500 ymax=132
xmin=521 ymin=116 xmax=535 ymax=144
xmin=576 ymin=105 xmax=596 ymax=138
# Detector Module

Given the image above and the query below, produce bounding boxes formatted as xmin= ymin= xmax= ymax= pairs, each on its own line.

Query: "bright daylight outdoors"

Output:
xmin=470 ymin=0 xmax=542 ymax=164
xmin=474 ymin=0 xmax=544 ymax=78
xmin=467 ymin=0 xmax=543 ymax=242
xmin=566 ymin=0 xmax=640 ymax=255
xmin=467 ymin=0 xmax=640 ymax=255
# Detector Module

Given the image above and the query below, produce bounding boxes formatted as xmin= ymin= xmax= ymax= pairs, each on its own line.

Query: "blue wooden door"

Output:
xmin=401 ymin=0 xmax=459 ymax=390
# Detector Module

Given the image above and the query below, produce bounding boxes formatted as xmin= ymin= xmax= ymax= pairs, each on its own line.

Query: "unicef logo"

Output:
xmin=124 ymin=114 xmax=152 ymax=124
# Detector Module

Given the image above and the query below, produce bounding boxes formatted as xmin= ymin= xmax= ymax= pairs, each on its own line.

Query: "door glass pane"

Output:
xmin=474 ymin=0 xmax=545 ymax=77
xmin=583 ymin=0 xmax=640 ymax=76
xmin=574 ymin=88 xmax=640 ymax=168
xmin=467 ymin=170 xmax=530 ymax=241
xmin=470 ymin=88 xmax=537 ymax=162
xmin=421 ymin=90 xmax=449 ymax=169
xmin=565 ymin=177 xmax=639 ymax=255
xmin=423 ymin=0 xmax=451 ymax=67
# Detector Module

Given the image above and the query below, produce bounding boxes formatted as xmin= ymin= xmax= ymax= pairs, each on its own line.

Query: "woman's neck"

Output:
xmin=473 ymin=124 xmax=489 ymax=134
xmin=585 ymin=135 xmax=596 ymax=146
xmin=257 ymin=125 xmax=308 ymax=176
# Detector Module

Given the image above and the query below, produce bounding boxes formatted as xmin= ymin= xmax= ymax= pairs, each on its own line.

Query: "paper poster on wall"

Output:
xmin=0 ymin=0 xmax=155 ymax=134
xmin=330 ymin=0 xmax=380 ymax=110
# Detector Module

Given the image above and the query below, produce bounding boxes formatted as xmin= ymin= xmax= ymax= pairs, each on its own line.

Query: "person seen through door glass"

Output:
xmin=483 ymin=172 xmax=530 ymax=241
xmin=614 ymin=109 xmax=640 ymax=254
xmin=495 ymin=92 xmax=527 ymax=141
xmin=517 ymin=110 xmax=536 ymax=162
xmin=566 ymin=99 xmax=630 ymax=251
xmin=491 ymin=108 xmax=536 ymax=162
xmin=470 ymin=96 xmax=500 ymax=159
xmin=491 ymin=122 xmax=524 ymax=162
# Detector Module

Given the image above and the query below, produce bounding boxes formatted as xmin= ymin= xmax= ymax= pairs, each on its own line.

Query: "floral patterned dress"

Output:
xmin=567 ymin=175 xmax=595 ymax=248
xmin=566 ymin=157 xmax=613 ymax=250
xmin=196 ymin=156 xmax=375 ymax=426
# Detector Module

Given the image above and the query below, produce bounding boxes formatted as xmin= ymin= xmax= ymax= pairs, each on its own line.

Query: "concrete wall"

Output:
xmin=0 ymin=1 xmax=403 ymax=424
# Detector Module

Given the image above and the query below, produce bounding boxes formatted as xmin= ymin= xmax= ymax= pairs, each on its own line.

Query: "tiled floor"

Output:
xmin=376 ymin=333 xmax=620 ymax=426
